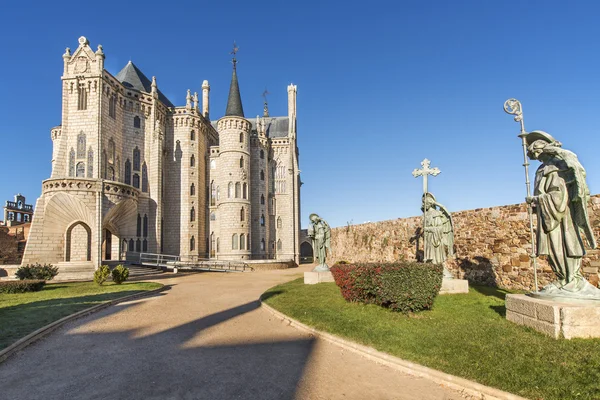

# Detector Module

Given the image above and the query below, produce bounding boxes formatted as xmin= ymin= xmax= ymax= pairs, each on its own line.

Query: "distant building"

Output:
xmin=2 ymin=194 xmax=34 ymax=227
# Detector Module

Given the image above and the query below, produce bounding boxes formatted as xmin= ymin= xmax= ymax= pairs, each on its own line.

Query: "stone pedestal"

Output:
xmin=506 ymin=294 xmax=600 ymax=339
xmin=439 ymin=278 xmax=469 ymax=294
xmin=304 ymin=271 xmax=334 ymax=285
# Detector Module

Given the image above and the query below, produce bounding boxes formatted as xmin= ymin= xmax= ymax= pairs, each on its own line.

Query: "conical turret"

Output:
xmin=225 ymin=45 xmax=244 ymax=117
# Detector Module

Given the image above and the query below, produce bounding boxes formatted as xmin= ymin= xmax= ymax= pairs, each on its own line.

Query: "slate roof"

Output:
xmin=225 ymin=66 xmax=244 ymax=117
xmin=115 ymin=61 xmax=175 ymax=108
xmin=211 ymin=116 xmax=289 ymax=138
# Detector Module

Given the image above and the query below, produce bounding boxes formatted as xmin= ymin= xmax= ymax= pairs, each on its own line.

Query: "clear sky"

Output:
xmin=1 ymin=0 xmax=600 ymax=229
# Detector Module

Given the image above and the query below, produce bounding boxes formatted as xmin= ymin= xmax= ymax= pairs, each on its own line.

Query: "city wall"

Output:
xmin=330 ymin=195 xmax=600 ymax=291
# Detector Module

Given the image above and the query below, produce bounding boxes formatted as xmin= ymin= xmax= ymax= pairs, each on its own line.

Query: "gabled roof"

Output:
xmin=115 ymin=61 xmax=174 ymax=108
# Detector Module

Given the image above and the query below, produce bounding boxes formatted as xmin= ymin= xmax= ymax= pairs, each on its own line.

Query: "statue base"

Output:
xmin=304 ymin=271 xmax=334 ymax=285
xmin=439 ymin=278 xmax=469 ymax=294
xmin=506 ymin=294 xmax=600 ymax=339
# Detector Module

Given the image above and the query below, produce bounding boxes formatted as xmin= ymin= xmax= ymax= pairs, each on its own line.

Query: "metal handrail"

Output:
xmin=138 ymin=252 xmax=252 ymax=272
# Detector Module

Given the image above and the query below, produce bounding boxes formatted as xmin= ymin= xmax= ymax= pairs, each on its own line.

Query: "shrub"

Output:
xmin=330 ymin=262 xmax=443 ymax=313
xmin=15 ymin=263 xmax=59 ymax=281
xmin=111 ymin=265 xmax=129 ymax=284
xmin=94 ymin=265 xmax=111 ymax=285
xmin=0 ymin=279 xmax=46 ymax=294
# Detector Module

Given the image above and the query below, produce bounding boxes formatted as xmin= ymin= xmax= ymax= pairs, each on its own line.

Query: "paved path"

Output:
xmin=0 ymin=265 xmax=466 ymax=400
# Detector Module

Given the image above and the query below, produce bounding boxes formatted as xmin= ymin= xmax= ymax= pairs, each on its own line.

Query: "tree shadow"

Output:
xmin=0 ymin=296 xmax=316 ymax=400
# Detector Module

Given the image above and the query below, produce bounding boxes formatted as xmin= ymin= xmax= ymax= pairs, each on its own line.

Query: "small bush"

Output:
xmin=111 ymin=265 xmax=129 ymax=284
xmin=15 ymin=263 xmax=59 ymax=281
xmin=94 ymin=265 xmax=111 ymax=285
xmin=0 ymin=280 xmax=46 ymax=294
xmin=330 ymin=262 xmax=443 ymax=313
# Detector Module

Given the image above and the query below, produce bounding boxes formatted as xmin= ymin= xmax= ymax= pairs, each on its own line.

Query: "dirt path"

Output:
xmin=0 ymin=265 xmax=465 ymax=399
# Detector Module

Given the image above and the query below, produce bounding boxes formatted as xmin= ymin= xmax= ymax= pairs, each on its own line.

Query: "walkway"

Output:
xmin=0 ymin=265 xmax=465 ymax=400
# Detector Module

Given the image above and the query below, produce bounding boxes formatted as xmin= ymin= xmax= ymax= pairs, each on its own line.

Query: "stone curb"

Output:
xmin=259 ymin=298 xmax=528 ymax=400
xmin=0 ymin=285 xmax=167 ymax=365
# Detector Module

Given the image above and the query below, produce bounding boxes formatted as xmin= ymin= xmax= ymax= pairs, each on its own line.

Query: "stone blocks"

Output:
xmin=506 ymin=294 xmax=600 ymax=339
xmin=304 ymin=271 xmax=334 ymax=285
xmin=439 ymin=278 xmax=469 ymax=294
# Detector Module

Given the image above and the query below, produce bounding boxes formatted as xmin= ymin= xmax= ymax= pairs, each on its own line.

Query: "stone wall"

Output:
xmin=330 ymin=195 xmax=600 ymax=291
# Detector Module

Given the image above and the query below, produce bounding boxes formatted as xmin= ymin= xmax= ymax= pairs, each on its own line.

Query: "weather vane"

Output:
xmin=230 ymin=41 xmax=239 ymax=67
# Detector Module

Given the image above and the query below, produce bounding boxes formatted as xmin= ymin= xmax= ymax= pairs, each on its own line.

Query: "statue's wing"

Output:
xmin=553 ymin=147 xmax=597 ymax=249
xmin=435 ymin=202 xmax=455 ymax=255
xmin=324 ymin=220 xmax=332 ymax=250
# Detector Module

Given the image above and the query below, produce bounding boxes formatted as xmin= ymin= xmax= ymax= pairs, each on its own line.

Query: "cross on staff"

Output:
xmin=412 ymin=158 xmax=441 ymax=194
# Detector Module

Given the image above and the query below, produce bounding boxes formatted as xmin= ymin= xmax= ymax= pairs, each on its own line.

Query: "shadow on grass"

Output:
xmin=470 ymin=285 xmax=510 ymax=300
xmin=260 ymin=290 xmax=283 ymax=302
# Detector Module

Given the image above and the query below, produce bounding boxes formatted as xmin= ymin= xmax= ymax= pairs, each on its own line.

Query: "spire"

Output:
xmin=262 ymin=89 xmax=270 ymax=117
xmin=225 ymin=42 xmax=244 ymax=117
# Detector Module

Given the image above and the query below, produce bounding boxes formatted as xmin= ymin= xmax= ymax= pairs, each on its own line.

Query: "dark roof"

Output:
xmin=211 ymin=116 xmax=289 ymax=138
xmin=225 ymin=65 xmax=244 ymax=117
xmin=115 ymin=61 xmax=175 ymax=108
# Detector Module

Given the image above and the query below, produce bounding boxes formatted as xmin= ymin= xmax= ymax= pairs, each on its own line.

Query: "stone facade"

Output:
xmin=22 ymin=36 xmax=302 ymax=273
xmin=330 ymin=195 xmax=600 ymax=291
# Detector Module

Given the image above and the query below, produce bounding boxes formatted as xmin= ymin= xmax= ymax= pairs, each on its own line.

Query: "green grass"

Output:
xmin=263 ymin=279 xmax=600 ymax=400
xmin=0 ymin=281 xmax=163 ymax=350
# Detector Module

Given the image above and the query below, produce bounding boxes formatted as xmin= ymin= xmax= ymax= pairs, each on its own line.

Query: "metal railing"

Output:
xmin=137 ymin=252 xmax=252 ymax=272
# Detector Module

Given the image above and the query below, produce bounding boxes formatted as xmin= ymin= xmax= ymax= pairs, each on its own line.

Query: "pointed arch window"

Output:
xmin=190 ymin=183 xmax=195 ymax=196
xmin=77 ymin=132 xmax=86 ymax=158
xmin=108 ymin=167 xmax=115 ymax=181
xmin=190 ymin=207 xmax=196 ymax=222
xmin=77 ymin=83 xmax=87 ymax=110
xmin=235 ymin=182 xmax=241 ymax=198
xmin=102 ymin=150 xmax=108 ymax=179
xmin=243 ymin=183 xmax=247 ymax=199
xmin=217 ymin=237 xmax=220 ymax=252
xmin=277 ymin=239 xmax=282 ymax=251
xmin=125 ymin=159 xmax=131 ymax=185
xmin=109 ymin=95 xmax=116 ymax=118
xmin=216 ymin=186 xmax=220 ymax=201
xmin=87 ymin=148 xmax=94 ymax=178
xmin=210 ymin=233 xmax=215 ymax=257
xmin=260 ymin=149 xmax=264 ymax=159
xmin=211 ymin=181 xmax=216 ymax=206
xmin=261 ymin=238 xmax=265 ymax=251
xmin=232 ymin=234 xmax=238 ymax=250
xmin=136 ymin=238 xmax=141 ymax=252
xmin=190 ymin=236 xmax=195 ymax=251
xmin=143 ymin=239 xmax=148 ymax=252
xmin=137 ymin=214 xmax=141 ymax=237
xmin=239 ymin=156 xmax=244 ymax=168
xmin=116 ymin=156 xmax=121 ymax=181
xmin=240 ymin=234 xmax=246 ymax=250
xmin=260 ymin=170 xmax=265 ymax=181
xmin=142 ymin=163 xmax=148 ymax=192
xmin=210 ymin=159 xmax=216 ymax=169
xmin=277 ymin=217 xmax=282 ymax=229
xmin=190 ymin=154 xmax=195 ymax=167
xmin=133 ymin=147 xmax=141 ymax=171
xmin=240 ymin=207 xmax=245 ymax=222
xmin=260 ymin=214 xmax=265 ymax=226
xmin=69 ymin=148 xmax=75 ymax=177
xmin=260 ymin=194 xmax=265 ymax=205
xmin=76 ymin=162 xmax=85 ymax=177
xmin=239 ymin=132 xmax=244 ymax=143
xmin=128 ymin=239 xmax=134 ymax=251
xmin=191 ymin=130 xmax=195 ymax=141
xmin=210 ymin=212 xmax=216 ymax=221
xmin=228 ymin=182 xmax=233 ymax=198
xmin=133 ymin=173 xmax=140 ymax=189
xmin=143 ymin=214 xmax=148 ymax=237
xmin=134 ymin=116 xmax=141 ymax=128
xmin=108 ymin=138 xmax=115 ymax=164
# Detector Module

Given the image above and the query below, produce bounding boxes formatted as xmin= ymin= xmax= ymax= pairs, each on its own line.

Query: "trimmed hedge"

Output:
xmin=111 ymin=265 xmax=129 ymax=284
xmin=0 ymin=280 xmax=46 ymax=294
xmin=330 ymin=262 xmax=443 ymax=313
xmin=15 ymin=264 xmax=59 ymax=281
xmin=94 ymin=265 xmax=111 ymax=285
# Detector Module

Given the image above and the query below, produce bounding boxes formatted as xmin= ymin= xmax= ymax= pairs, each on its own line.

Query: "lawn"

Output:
xmin=263 ymin=279 xmax=600 ymax=400
xmin=0 ymin=281 xmax=163 ymax=351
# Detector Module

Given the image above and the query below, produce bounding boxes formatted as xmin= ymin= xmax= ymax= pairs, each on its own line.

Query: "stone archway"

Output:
xmin=65 ymin=221 xmax=92 ymax=262
xmin=300 ymin=241 xmax=313 ymax=264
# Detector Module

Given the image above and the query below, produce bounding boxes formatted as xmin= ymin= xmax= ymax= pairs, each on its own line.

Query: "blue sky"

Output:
xmin=2 ymin=0 xmax=600 ymax=228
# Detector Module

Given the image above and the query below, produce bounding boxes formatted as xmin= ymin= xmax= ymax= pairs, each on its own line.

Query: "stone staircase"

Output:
xmin=117 ymin=264 xmax=164 ymax=277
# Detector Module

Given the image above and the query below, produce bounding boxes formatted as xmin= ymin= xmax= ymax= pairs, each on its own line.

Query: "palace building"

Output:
xmin=22 ymin=36 xmax=302 ymax=277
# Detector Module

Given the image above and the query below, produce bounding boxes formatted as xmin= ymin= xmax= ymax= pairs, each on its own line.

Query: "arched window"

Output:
xmin=216 ymin=186 xmax=220 ymax=201
xmin=108 ymin=138 xmax=115 ymax=163
xmin=277 ymin=217 xmax=282 ymax=229
xmin=137 ymin=214 xmax=141 ymax=237
xmin=190 ymin=130 xmax=195 ymax=141
xmin=143 ymin=214 xmax=148 ymax=237
xmin=210 ymin=233 xmax=215 ymax=257
xmin=108 ymin=166 xmax=115 ymax=181
xmin=232 ymin=234 xmax=238 ymax=250
xmin=190 ymin=183 xmax=195 ymax=196
xmin=260 ymin=170 xmax=264 ymax=181
xmin=277 ymin=239 xmax=282 ymax=251
xmin=136 ymin=238 xmax=141 ymax=252
xmin=134 ymin=116 xmax=141 ymax=128
xmin=217 ymin=237 xmax=220 ymax=252
xmin=260 ymin=194 xmax=265 ymax=205
xmin=190 ymin=207 xmax=195 ymax=222
xmin=190 ymin=236 xmax=195 ymax=251
xmin=78 ymin=84 xmax=87 ymax=110
xmin=243 ymin=183 xmax=247 ymax=199
xmin=87 ymin=148 xmax=94 ymax=178
xmin=190 ymin=155 xmax=195 ymax=167
xmin=228 ymin=182 xmax=233 ymax=198
xmin=76 ymin=162 xmax=85 ymax=177
xmin=240 ymin=156 xmax=244 ymax=168
xmin=239 ymin=132 xmax=244 ymax=143
xmin=77 ymin=132 xmax=86 ymax=158
xmin=211 ymin=181 xmax=216 ymax=206
xmin=109 ymin=95 xmax=116 ymax=118
xmin=133 ymin=147 xmax=141 ymax=171
xmin=141 ymin=163 xmax=148 ymax=192
xmin=261 ymin=238 xmax=265 ymax=251
xmin=125 ymin=159 xmax=131 ymax=185
xmin=210 ymin=212 xmax=216 ymax=221
xmin=143 ymin=239 xmax=148 ymax=252
xmin=69 ymin=148 xmax=75 ymax=177
xmin=133 ymin=173 xmax=140 ymax=189
xmin=128 ymin=238 xmax=134 ymax=251
xmin=235 ymin=182 xmax=241 ymax=198
xmin=102 ymin=150 xmax=107 ymax=179
xmin=116 ymin=156 xmax=121 ymax=181
xmin=240 ymin=234 xmax=246 ymax=250
xmin=260 ymin=214 xmax=265 ymax=226
xmin=240 ymin=207 xmax=245 ymax=221
xmin=260 ymin=149 xmax=264 ymax=159
xmin=210 ymin=159 xmax=216 ymax=169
